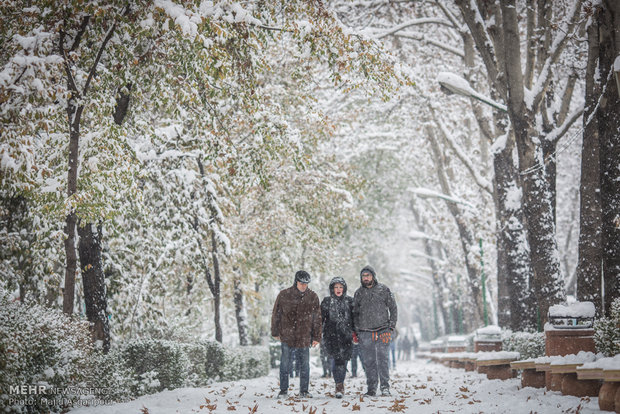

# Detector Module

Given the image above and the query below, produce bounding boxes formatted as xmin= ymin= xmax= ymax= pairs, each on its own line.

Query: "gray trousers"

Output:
xmin=358 ymin=331 xmax=390 ymax=392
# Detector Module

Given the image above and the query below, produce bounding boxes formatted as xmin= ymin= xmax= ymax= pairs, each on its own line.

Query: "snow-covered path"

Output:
xmin=71 ymin=359 xmax=600 ymax=413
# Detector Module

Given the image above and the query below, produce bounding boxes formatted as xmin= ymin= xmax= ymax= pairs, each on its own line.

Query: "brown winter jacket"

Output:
xmin=271 ymin=284 xmax=322 ymax=348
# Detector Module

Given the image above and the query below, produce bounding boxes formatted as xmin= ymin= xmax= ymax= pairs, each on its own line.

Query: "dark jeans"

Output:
xmin=280 ymin=343 xmax=310 ymax=393
xmin=331 ymin=358 xmax=347 ymax=384
xmin=289 ymin=348 xmax=298 ymax=377
xmin=359 ymin=331 xmax=390 ymax=392
xmin=350 ymin=343 xmax=362 ymax=376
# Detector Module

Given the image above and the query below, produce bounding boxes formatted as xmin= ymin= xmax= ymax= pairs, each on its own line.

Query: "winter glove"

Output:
xmin=352 ymin=332 xmax=359 ymax=344
xmin=380 ymin=331 xmax=391 ymax=344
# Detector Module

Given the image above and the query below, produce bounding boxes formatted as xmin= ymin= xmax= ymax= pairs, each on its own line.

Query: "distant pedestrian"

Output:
xmin=321 ymin=277 xmax=354 ymax=398
xmin=412 ymin=335 xmax=419 ymax=358
xmin=271 ymin=270 xmax=321 ymax=399
xmin=350 ymin=334 xmax=363 ymax=377
xmin=353 ymin=265 xmax=397 ymax=397
xmin=390 ymin=328 xmax=399 ymax=369
xmin=400 ymin=336 xmax=412 ymax=361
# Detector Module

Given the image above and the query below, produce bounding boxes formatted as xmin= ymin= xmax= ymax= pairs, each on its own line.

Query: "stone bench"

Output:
xmin=581 ymin=367 xmax=620 ymax=412
xmin=550 ymin=361 xmax=601 ymax=397
xmin=475 ymin=352 xmax=520 ymax=380
xmin=511 ymin=359 xmax=545 ymax=388
xmin=576 ymin=355 xmax=620 ymax=412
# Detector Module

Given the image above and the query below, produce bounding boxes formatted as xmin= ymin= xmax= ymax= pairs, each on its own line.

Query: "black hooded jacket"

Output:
xmin=320 ymin=277 xmax=354 ymax=362
xmin=353 ymin=265 xmax=397 ymax=332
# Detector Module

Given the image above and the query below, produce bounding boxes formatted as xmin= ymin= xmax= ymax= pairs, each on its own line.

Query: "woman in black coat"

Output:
xmin=320 ymin=276 xmax=354 ymax=398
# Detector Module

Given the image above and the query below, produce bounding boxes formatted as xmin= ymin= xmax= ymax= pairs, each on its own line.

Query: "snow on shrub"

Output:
xmin=239 ymin=345 xmax=270 ymax=378
xmin=221 ymin=345 xmax=270 ymax=381
xmin=0 ymin=293 xmax=94 ymax=413
xmin=120 ymin=339 xmax=188 ymax=394
xmin=120 ymin=338 xmax=269 ymax=394
xmin=502 ymin=331 xmax=545 ymax=359
xmin=594 ymin=298 xmax=620 ymax=357
xmin=84 ymin=348 xmax=134 ymax=401
xmin=182 ymin=340 xmax=269 ymax=385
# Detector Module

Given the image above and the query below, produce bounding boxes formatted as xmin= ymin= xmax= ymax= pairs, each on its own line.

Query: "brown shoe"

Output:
xmin=335 ymin=383 xmax=344 ymax=398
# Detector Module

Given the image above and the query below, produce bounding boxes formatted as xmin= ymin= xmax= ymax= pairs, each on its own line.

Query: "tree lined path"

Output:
xmin=71 ymin=359 xmax=598 ymax=414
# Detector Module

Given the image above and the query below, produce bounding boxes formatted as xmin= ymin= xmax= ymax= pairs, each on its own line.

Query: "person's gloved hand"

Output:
xmin=352 ymin=332 xmax=359 ymax=344
xmin=380 ymin=331 xmax=391 ymax=344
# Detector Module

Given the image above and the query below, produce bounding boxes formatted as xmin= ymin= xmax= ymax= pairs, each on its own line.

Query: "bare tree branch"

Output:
xmin=524 ymin=0 xmax=536 ymax=88
xmin=454 ymin=0 xmax=504 ymax=99
xmin=530 ymin=0 xmax=583 ymax=111
xmin=392 ymin=32 xmax=464 ymax=57
xmin=546 ymin=105 xmax=584 ymax=145
xmin=430 ymin=107 xmax=494 ymax=195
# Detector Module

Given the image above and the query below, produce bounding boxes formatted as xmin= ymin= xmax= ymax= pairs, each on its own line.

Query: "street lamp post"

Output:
xmin=434 ymin=73 xmax=502 ymax=328
xmin=437 ymin=72 xmax=508 ymax=113
xmin=479 ymin=238 xmax=488 ymax=327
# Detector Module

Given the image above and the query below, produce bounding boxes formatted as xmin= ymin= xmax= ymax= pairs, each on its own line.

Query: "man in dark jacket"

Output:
xmin=353 ymin=265 xmax=397 ymax=397
xmin=271 ymin=270 xmax=321 ymax=399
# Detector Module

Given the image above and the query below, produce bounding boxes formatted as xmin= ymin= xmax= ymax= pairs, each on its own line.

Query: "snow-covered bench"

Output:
xmin=524 ymin=352 xmax=603 ymax=396
xmin=549 ymin=352 xmax=602 ymax=397
xmin=433 ymin=350 xmax=523 ymax=381
xmin=510 ymin=358 xmax=545 ymax=388
xmin=578 ymin=354 xmax=620 ymax=411
xmin=474 ymin=325 xmax=502 ymax=352
xmin=474 ymin=351 xmax=520 ymax=380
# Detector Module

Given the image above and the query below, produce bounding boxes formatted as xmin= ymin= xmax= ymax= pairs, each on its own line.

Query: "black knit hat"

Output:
xmin=295 ymin=270 xmax=311 ymax=284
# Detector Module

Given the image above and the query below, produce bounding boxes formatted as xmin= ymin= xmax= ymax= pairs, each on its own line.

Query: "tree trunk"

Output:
xmin=514 ymin=133 xmax=566 ymax=325
xmin=576 ymin=13 xmax=603 ymax=309
xmin=493 ymin=144 xmax=537 ymax=330
xmin=541 ymin=139 xmax=557 ymax=225
xmin=233 ymin=275 xmax=249 ymax=346
xmin=426 ymin=125 xmax=484 ymax=327
xmin=598 ymin=0 xmax=620 ymax=315
xmin=500 ymin=0 xmax=566 ymax=326
xmin=210 ymin=229 xmax=223 ymax=343
xmin=62 ymin=118 xmax=81 ymax=315
xmin=77 ymin=222 xmax=110 ymax=352
xmin=409 ymin=200 xmax=449 ymax=335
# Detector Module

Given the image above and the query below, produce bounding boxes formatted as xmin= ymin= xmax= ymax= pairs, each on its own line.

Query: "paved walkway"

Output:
xmin=72 ymin=358 xmax=601 ymax=413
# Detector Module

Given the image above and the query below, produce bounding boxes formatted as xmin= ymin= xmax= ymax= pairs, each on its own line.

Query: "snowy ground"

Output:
xmin=71 ymin=358 xmax=600 ymax=413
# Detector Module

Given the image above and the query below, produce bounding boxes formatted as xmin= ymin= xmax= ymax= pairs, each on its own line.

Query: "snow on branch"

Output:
xmin=369 ymin=17 xmax=453 ymax=39
xmin=435 ymin=118 xmax=493 ymax=195
xmin=455 ymin=0 xmax=502 ymax=96
xmin=392 ymin=32 xmax=464 ymax=57
xmin=524 ymin=1 xmax=583 ymax=111
xmin=408 ymin=187 xmax=476 ymax=210
xmin=410 ymin=250 xmax=447 ymax=264
xmin=545 ymin=105 xmax=584 ymax=145
xmin=155 ymin=0 xmax=262 ymax=38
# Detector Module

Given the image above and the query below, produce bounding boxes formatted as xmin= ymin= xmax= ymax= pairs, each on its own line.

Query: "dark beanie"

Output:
xmin=295 ymin=270 xmax=311 ymax=284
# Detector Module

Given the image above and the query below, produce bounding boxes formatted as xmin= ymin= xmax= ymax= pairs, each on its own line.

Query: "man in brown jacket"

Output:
xmin=271 ymin=270 xmax=321 ymax=399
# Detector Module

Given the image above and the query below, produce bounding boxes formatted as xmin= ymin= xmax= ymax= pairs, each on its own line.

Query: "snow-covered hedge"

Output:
xmin=0 ymin=295 xmax=94 ymax=413
xmin=0 ymin=293 xmax=270 ymax=411
xmin=183 ymin=340 xmax=269 ymax=384
xmin=122 ymin=339 xmax=270 ymax=393
xmin=120 ymin=339 xmax=189 ymax=394
xmin=594 ymin=298 xmax=620 ymax=357
xmin=224 ymin=344 xmax=270 ymax=380
xmin=85 ymin=347 xmax=135 ymax=401
xmin=502 ymin=331 xmax=545 ymax=359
